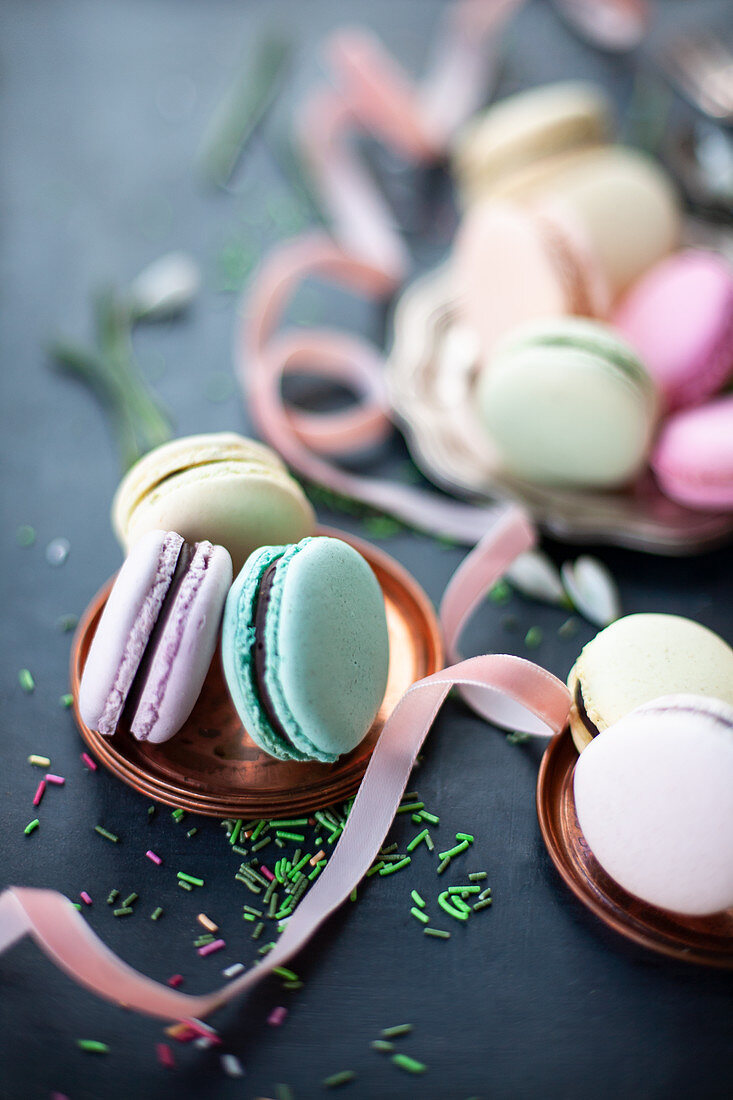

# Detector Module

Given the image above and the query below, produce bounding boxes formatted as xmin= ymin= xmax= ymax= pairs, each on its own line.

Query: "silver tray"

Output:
xmin=385 ymin=265 xmax=733 ymax=555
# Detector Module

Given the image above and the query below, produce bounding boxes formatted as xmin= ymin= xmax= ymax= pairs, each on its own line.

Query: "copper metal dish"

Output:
xmin=385 ymin=265 xmax=733 ymax=555
xmin=536 ymin=727 xmax=733 ymax=967
xmin=71 ymin=528 xmax=443 ymax=817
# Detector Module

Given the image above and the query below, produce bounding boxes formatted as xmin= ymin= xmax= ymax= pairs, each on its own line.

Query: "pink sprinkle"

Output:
xmin=198 ymin=938 xmax=226 ymax=957
xmin=81 ymin=752 xmax=97 ymax=771
xmin=156 ymin=1042 xmax=175 ymax=1069
xmin=167 ymin=974 xmax=184 ymax=988
xmin=80 ymin=891 xmax=93 ymax=906
xmin=260 ymin=865 xmax=275 ymax=882
xmin=182 ymin=1018 xmax=221 ymax=1044
xmin=146 ymin=849 xmax=162 ymax=865
xmin=32 ymin=779 xmax=46 ymax=806
xmin=46 ymin=774 xmax=66 ymax=785
xmin=267 ymin=1006 xmax=288 ymax=1027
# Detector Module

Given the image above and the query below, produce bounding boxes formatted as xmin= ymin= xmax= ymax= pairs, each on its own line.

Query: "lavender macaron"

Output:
xmin=79 ymin=530 xmax=232 ymax=743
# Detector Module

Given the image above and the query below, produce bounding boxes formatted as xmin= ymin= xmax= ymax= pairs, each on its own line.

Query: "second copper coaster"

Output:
xmin=537 ymin=727 xmax=733 ymax=968
xmin=71 ymin=528 xmax=443 ymax=817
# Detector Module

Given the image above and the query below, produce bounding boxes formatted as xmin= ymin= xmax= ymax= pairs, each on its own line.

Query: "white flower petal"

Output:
xmin=129 ymin=252 xmax=200 ymax=320
xmin=506 ymin=550 xmax=566 ymax=605
xmin=561 ymin=556 xmax=621 ymax=626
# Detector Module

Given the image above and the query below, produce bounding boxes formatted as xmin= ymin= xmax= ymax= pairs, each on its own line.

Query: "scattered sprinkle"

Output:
xmin=59 ymin=694 xmax=74 ymax=709
xmin=198 ymin=913 xmax=218 ymax=933
xmin=32 ymin=779 xmax=46 ymax=806
xmin=323 ymin=1070 xmax=356 ymax=1088
xmin=223 ymin=963 xmax=244 ymax=979
xmin=82 ymin=754 xmax=98 ymax=772
xmin=94 ymin=826 xmax=119 ymax=843
xmin=524 ymin=626 xmax=543 ymax=648
xmin=177 ymin=872 xmax=204 ymax=886
xmin=411 ymin=907 xmax=429 ymax=923
xmin=46 ymin=774 xmax=65 ymax=785
xmin=379 ymin=856 xmax=411 ymax=876
xmin=113 ymin=907 xmax=134 ymax=917
xmin=469 ymin=872 xmax=487 ymax=882
xmin=122 ymin=893 xmax=138 ymax=908
xmin=56 ymin=614 xmax=79 ymax=632
xmin=273 ymin=966 xmax=298 ymax=982
xmin=411 ymin=889 xmax=425 ymax=908
xmin=76 ymin=1040 xmax=108 ymax=1054
xmin=473 ymin=898 xmax=493 ymax=912
xmin=18 ymin=669 xmax=35 ymax=693
xmin=187 ymin=827 xmax=198 ymax=838
xmin=371 ymin=1039 xmax=394 ymax=1052
xmin=106 ymin=890 xmax=119 ymax=905
xmin=80 ymin=891 xmax=93 ymax=906
xmin=198 ymin=938 xmax=226 ymax=957
xmin=146 ymin=849 xmax=163 ymax=865
xmin=24 ymin=819 xmax=39 ymax=836
xmin=168 ymin=974 xmax=184 ymax=988
xmin=16 ymin=524 xmax=36 ymax=547
xmin=151 ymin=907 xmax=164 ymax=920
xmin=381 ymin=1024 xmax=412 ymax=1039
xmin=488 ymin=579 xmax=512 ymax=605
xmin=407 ymin=829 xmax=429 ymax=852
xmin=438 ymin=891 xmax=469 ymax=922
xmin=267 ymin=1006 xmax=288 ymax=1027
xmin=221 ymin=1053 xmax=244 ymax=1077
xmin=28 ymin=755 xmax=50 ymax=767
xmin=507 ymin=730 xmax=531 ymax=745
xmin=391 ymin=1053 xmax=426 ymax=1074
xmin=156 ymin=1043 xmax=175 ymax=1069
xmin=46 ymin=537 xmax=70 ymax=566
xmin=423 ymin=927 xmax=451 ymax=938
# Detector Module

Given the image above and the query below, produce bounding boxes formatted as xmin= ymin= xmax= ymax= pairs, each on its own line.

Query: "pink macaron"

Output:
xmin=651 ymin=394 xmax=733 ymax=511
xmin=613 ymin=249 xmax=733 ymax=411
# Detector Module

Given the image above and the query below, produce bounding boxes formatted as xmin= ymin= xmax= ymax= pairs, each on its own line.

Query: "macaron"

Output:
xmin=112 ymin=432 xmax=315 ymax=572
xmin=222 ymin=536 xmax=389 ymax=763
xmin=651 ymin=394 xmax=733 ymax=511
xmin=613 ymin=249 xmax=733 ymax=410
xmin=476 ymin=317 xmax=658 ymax=487
xmin=573 ymin=694 xmax=733 ymax=916
xmin=567 ymin=612 xmax=733 ymax=753
xmin=453 ymin=200 xmax=608 ymax=355
xmin=452 ymin=81 xmax=612 ymax=206
xmin=79 ymin=529 xmax=233 ymax=743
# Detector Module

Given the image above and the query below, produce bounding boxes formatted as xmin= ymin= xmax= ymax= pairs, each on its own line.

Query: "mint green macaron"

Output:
xmin=477 ymin=317 xmax=659 ymax=488
xmin=222 ymin=536 xmax=390 ymax=763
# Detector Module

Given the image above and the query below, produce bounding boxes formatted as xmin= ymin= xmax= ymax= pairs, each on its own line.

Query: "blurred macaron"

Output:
xmin=651 ymin=394 xmax=733 ymax=511
xmin=112 ymin=432 xmax=315 ymax=572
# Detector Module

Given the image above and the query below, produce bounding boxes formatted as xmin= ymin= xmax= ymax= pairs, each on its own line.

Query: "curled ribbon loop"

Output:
xmin=0 ymin=507 xmax=571 ymax=1023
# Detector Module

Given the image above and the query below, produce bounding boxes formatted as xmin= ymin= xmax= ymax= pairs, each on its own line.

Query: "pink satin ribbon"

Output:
xmin=0 ymin=505 xmax=571 ymax=1024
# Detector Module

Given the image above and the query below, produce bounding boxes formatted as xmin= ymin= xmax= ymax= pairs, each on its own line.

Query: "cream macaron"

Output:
xmin=567 ymin=613 xmax=733 ymax=753
xmin=112 ymin=432 xmax=315 ymax=572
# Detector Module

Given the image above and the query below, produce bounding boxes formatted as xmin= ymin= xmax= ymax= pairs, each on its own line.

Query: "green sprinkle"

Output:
xmin=94 ymin=826 xmax=119 ymax=843
xmin=59 ymin=693 xmax=74 ymax=708
xmin=57 ymin=614 xmax=79 ymax=632
xmin=18 ymin=669 xmax=35 ymax=693
xmin=379 ymin=856 xmax=411 ymax=876
xmin=438 ymin=891 xmax=469 ymax=922
xmin=407 ymin=829 xmax=429 ymax=852
xmin=452 ymin=896 xmax=472 ymax=915
xmin=436 ymin=857 xmax=451 ymax=874
xmin=243 ymin=912 xmax=255 ymax=922
xmin=474 ymin=898 xmax=493 ymax=912
xmin=275 ymin=831 xmax=305 ymax=842
xmin=106 ymin=890 xmax=119 ymax=905
xmin=381 ymin=1024 xmax=412 ymax=1038
xmin=419 ymin=810 xmax=439 ymax=825
xmin=411 ymin=907 xmax=429 ymax=923
xmin=273 ymin=966 xmax=298 ymax=981
xmin=524 ymin=626 xmax=543 ymax=648
xmin=423 ymin=927 xmax=450 ymax=939
xmin=243 ymin=904 xmax=262 ymax=917
xmin=229 ymin=819 xmax=242 ymax=846
xmin=323 ymin=1070 xmax=356 ymax=1087
xmin=252 ymin=836 xmax=272 ymax=852
xmin=72 ymin=903 xmax=82 ymax=910
xmin=448 ymin=885 xmax=480 ymax=895
xmin=258 ymin=941 xmax=276 ymax=955
xmin=76 ymin=1040 xmax=109 ymax=1054
xmin=269 ymin=818 xmax=309 ymax=827
xmin=438 ymin=841 xmax=470 ymax=860
xmin=350 ymin=887 xmax=358 ymax=902
xmin=380 ymin=843 xmax=398 ymax=855
xmin=455 ymin=832 xmax=474 ymax=842
xmin=507 ymin=729 xmax=531 ymax=745
xmin=411 ymin=889 xmax=426 ymax=908
xmin=252 ymin=921 xmax=265 ymax=939
xmin=24 ymin=819 xmax=39 ymax=835
xmin=558 ymin=616 xmax=579 ymax=638
xmin=290 ymin=853 xmax=311 ymax=877
xmin=250 ymin=819 xmax=266 ymax=842
xmin=171 ymin=808 xmax=185 ymax=822
xmin=195 ymin=933 xmax=216 ymax=944
xmin=113 ymin=907 xmax=133 ymax=917
xmin=178 ymin=881 xmax=193 ymax=892
xmin=187 ymin=828 xmax=198 ymax=838
xmin=488 ymin=580 xmax=511 ymax=605
xmin=121 ymin=893 xmax=137 ymax=908
xmin=151 ymin=907 xmax=164 ymax=920
xmin=16 ymin=524 xmax=36 ymax=547
xmin=371 ymin=1039 xmax=394 ymax=1052
xmin=177 ymin=872 xmax=204 ymax=886
xmin=308 ymin=863 xmax=325 ymax=880
xmin=283 ymin=980 xmax=303 ymax=990
xmin=469 ymin=872 xmax=487 ymax=882
xmin=268 ymin=893 xmax=279 ymax=918
xmin=396 ymin=802 xmax=424 ymax=814
xmin=479 ymin=886 xmax=493 ymax=900
xmin=424 ymin=832 xmax=435 ymax=852
xmin=391 ymin=1053 xmax=426 ymax=1074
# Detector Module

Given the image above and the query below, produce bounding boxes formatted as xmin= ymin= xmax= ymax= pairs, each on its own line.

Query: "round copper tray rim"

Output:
xmin=536 ymin=727 xmax=733 ymax=968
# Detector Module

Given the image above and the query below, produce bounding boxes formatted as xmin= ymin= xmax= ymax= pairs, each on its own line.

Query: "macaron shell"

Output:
xmin=651 ymin=395 xmax=733 ymax=510
xmin=112 ymin=432 xmax=286 ymax=541
xmin=613 ymin=250 xmax=733 ymax=410
xmin=538 ymin=147 xmax=680 ymax=298
xmin=78 ymin=530 xmax=183 ymax=736
xmin=265 ymin=537 xmax=389 ymax=761
xmin=570 ymin=613 xmax=733 ymax=737
xmin=221 ymin=544 xmax=310 ymax=761
xmin=130 ymin=541 xmax=233 ymax=743
xmin=574 ymin=695 xmax=733 ymax=915
xmin=121 ymin=460 xmax=315 ymax=573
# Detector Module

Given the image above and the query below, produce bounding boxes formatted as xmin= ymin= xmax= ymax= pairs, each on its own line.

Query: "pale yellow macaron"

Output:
xmin=567 ymin=613 xmax=733 ymax=753
xmin=112 ymin=432 xmax=315 ymax=572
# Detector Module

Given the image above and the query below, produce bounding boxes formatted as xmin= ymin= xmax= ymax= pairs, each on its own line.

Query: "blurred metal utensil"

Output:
xmin=553 ymin=0 xmax=649 ymax=53
xmin=660 ymin=33 xmax=733 ymax=124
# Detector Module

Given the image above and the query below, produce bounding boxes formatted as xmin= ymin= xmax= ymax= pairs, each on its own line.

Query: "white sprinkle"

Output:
xmin=221 ymin=1053 xmax=244 ymax=1077
xmin=194 ymin=1036 xmax=214 ymax=1050
xmin=561 ymin=556 xmax=622 ymax=627
xmin=45 ymin=538 xmax=70 ymax=566
xmin=222 ymin=962 xmax=244 ymax=979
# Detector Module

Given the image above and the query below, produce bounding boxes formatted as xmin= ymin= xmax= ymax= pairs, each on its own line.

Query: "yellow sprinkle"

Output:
xmin=197 ymin=913 xmax=218 ymax=933
xmin=28 ymin=755 xmax=51 ymax=768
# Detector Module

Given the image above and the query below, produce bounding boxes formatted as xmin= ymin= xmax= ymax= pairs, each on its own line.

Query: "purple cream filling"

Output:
xmin=574 ymin=680 xmax=601 ymax=741
xmin=252 ymin=560 xmax=292 ymax=748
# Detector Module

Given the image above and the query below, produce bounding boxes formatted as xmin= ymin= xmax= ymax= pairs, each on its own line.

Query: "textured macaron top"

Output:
xmin=111 ymin=432 xmax=315 ymax=572
xmin=568 ymin=613 xmax=733 ymax=738
xmin=222 ymin=536 xmax=389 ymax=763
xmin=573 ymin=693 xmax=733 ymax=916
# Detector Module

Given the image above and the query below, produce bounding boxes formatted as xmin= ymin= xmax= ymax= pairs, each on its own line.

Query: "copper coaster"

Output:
xmin=386 ymin=265 xmax=733 ymax=555
xmin=536 ymin=728 xmax=733 ymax=968
xmin=70 ymin=528 xmax=443 ymax=817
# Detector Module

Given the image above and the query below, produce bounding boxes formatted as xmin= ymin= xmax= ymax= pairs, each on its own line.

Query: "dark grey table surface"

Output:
xmin=2 ymin=2 xmax=732 ymax=1098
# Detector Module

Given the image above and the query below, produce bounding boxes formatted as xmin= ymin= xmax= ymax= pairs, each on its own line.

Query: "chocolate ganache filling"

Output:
xmin=574 ymin=679 xmax=601 ymax=741
xmin=253 ymin=559 xmax=293 ymax=747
